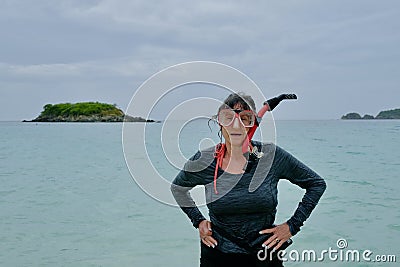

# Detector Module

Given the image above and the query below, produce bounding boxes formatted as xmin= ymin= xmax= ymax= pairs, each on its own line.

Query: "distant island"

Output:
xmin=23 ymin=102 xmax=159 ymax=123
xmin=341 ymin=108 xmax=400 ymax=120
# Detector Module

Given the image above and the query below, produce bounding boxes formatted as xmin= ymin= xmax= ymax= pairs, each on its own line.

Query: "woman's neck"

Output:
xmin=222 ymin=141 xmax=247 ymax=174
xmin=224 ymin=142 xmax=244 ymax=160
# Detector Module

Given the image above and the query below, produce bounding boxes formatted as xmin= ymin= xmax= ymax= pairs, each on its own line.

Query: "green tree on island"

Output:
xmin=41 ymin=102 xmax=124 ymax=118
xmin=28 ymin=102 xmax=157 ymax=122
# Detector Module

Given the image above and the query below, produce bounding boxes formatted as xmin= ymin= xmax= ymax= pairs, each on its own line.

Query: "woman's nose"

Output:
xmin=232 ymin=117 xmax=240 ymax=128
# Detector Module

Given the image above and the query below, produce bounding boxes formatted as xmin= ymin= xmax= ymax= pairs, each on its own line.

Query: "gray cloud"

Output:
xmin=1 ymin=0 xmax=399 ymax=120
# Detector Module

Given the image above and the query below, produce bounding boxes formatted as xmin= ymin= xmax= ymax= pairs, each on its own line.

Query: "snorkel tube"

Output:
xmin=242 ymin=93 xmax=297 ymax=154
xmin=213 ymin=93 xmax=297 ymax=194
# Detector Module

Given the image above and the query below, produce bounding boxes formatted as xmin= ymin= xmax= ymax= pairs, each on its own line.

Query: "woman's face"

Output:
xmin=220 ymin=103 xmax=251 ymax=147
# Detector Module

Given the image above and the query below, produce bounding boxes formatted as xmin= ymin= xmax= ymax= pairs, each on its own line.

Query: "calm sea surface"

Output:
xmin=0 ymin=120 xmax=399 ymax=266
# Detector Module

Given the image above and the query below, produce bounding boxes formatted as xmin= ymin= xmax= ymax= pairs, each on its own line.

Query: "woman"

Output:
xmin=171 ymin=93 xmax=326 ymax=266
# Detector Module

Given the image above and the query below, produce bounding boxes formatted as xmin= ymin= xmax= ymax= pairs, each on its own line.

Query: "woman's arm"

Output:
xmin=276 ymin=146 xmax=327 ymax=236
xmin=170 ymin=151 xmax=208 ymax=228
xmin=171 ymin=168 xmax=206 ymax=228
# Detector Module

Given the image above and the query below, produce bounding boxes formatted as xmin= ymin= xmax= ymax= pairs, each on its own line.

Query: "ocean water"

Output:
xmin=0 ymin=120 xmax=399 ymax=266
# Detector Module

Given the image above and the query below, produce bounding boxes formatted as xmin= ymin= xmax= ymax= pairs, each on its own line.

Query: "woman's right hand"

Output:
xmin=199 ymin=220 xmax=218 ymax=248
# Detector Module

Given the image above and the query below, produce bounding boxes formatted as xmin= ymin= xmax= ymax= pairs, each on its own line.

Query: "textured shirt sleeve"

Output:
xmin=170 ymin=151 xmax=207 ymax=228
xmin=275 ymin=146 xmax=327 ymax=236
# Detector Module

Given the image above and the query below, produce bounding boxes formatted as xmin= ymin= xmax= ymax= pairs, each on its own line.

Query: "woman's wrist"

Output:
xmin=286 ymin=220 xmax=299 ymax=236
xmin=193 ymin=217 xmax=207 ymax=228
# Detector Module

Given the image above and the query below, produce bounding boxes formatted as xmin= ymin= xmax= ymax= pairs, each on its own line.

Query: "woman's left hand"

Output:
xmin=259 ymin=222 xmax=292 ymax=251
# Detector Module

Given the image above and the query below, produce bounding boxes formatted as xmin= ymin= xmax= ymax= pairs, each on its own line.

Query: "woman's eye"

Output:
xmin=241 ymin=116 xmax=249 ymax=122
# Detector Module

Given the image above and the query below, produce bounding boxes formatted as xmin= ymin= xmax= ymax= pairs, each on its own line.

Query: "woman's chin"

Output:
xmin=227 ymin=136 xmax=246 ymax=146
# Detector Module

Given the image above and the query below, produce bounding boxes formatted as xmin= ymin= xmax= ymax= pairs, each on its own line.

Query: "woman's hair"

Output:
xmin=220 ymin=92 xmax=256 ymax=112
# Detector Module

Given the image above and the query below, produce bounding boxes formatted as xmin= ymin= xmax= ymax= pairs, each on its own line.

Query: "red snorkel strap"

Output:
xmin=213 ymin=143 xmax=225 ymax=194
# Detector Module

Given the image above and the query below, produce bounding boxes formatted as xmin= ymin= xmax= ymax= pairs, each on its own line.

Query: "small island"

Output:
xmin=23 ymin=102 xmax=158 ymax=123
xmin=341 ymin=108 xmax=400 ymax=120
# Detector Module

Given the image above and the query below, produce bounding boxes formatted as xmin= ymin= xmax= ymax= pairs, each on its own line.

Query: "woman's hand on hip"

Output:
xmin=259 ymin=222 xmax=292 ymax=251
xmin=199 ymin=220 xmax=218 ymax=248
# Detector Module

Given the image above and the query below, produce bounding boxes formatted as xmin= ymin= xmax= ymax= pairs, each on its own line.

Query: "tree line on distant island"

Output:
xmin=342 ymin=108 xmax=400 ymax=120
xmin=23 ymin=102 xmax=158 ymax=122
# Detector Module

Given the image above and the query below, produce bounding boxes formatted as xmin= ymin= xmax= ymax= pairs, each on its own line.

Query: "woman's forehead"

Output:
xmin=233 ymin=103 xmax=244 ymax=109
xmin=219 ymin=101 xmax=247 ymax=111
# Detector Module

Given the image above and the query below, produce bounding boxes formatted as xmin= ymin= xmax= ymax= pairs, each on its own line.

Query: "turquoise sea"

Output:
xmin=1 ymin=120 xmax=399 ymax=266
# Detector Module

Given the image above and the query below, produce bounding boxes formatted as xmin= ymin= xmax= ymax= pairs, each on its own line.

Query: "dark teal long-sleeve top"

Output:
xmin=171 ymin=142 xmax=326 ymax=254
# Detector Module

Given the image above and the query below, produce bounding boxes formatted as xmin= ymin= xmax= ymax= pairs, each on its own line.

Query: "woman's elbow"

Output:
xmin=318 ymin=178 xmax=327 ymax=195
xmin=170 ymin=182 xmax=179 ymax=196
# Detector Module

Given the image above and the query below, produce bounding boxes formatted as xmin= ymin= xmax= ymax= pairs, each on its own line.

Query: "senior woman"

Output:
xmin=171 ymin=92 xmax=326 ymax=267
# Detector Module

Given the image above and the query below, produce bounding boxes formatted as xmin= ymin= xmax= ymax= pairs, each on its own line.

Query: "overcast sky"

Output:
xmin=1 ymin=0 xmax=399 ymax=121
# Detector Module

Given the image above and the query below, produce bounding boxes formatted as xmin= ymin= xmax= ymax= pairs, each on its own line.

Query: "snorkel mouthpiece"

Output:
xmin=265 ymin=94 xmax=297 ymax=111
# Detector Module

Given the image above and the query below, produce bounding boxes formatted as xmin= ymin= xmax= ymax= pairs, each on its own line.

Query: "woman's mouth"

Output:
xmin=230 ymin=133 xmax=242 ymax=137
